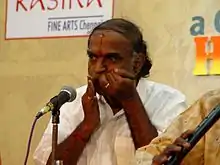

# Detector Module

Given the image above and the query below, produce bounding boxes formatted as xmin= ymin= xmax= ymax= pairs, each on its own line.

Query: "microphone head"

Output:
xmin=60 ymin=86 xmax=77 ymax=102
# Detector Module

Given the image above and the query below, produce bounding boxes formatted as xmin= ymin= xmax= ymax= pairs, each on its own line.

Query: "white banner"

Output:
xmin=5 ymin=0 xmax=114 ymax=39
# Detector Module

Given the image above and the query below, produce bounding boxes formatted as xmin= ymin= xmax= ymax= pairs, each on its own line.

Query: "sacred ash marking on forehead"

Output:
xmin=97 ymin=32 xmax=105 ymax=54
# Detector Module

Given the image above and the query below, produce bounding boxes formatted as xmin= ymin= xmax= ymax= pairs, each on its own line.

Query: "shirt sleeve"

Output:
xmin=148 ymin=87 xmax=188 ymax=134
xmin=33 ymin=101 xmax=84 ymax=165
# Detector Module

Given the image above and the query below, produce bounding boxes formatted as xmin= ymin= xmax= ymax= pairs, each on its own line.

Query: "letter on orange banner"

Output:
xmin=193 ymin=36 xmax=220 ymax=75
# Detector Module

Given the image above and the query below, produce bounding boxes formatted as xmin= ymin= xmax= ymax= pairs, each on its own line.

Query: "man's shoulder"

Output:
xmin=138 ymin=79 xmax=187 ymax=134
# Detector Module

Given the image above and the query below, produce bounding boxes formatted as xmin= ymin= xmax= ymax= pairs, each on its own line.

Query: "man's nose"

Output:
xmin=94 ymin=59 xmax=107 ymax=74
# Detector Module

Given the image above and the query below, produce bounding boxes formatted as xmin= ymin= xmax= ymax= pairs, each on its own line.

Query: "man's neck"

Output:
xmin=104 ymin=95 xmax=122 ymax=115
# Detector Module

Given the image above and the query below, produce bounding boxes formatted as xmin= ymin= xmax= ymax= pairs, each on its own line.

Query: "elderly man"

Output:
xmin=34 ymin=18 xmax=187 ymax=165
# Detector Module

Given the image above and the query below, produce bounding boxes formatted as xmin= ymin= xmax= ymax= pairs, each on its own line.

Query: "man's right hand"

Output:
xmin=46 ymin=78 xmax=100 ymax=165
xmin=152 ymin=130 xmax=193 ymax=165
xmin=81 ymin=76 xmax=100 ymax=130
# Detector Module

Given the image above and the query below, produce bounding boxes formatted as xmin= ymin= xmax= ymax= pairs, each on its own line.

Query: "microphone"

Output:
xmin=165 ymin=104 xmax=220 ymax=165
xmin=35 ymin=86 xmax=77 ymax=119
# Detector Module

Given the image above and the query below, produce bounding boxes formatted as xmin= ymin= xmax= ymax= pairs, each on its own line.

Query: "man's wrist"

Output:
xmin=121 ymin=91 xmax=140 ymax=107
xmin=73 ymin=120 xmax=97 ymax=143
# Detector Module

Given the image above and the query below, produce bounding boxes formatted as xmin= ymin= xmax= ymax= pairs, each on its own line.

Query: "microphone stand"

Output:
xmin=49 ymin=96 xmax=63 ymax=165
xmin=51 ymin=107 xmax=60 ymax=165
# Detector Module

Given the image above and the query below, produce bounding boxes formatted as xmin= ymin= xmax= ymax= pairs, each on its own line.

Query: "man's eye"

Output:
xmin=88 ymin=54 xmax=97 ymax=60
xmin=110 ymin=57 xmax=116 ymax=61
xmin=108 ymin=56 xmax=117 ymax=62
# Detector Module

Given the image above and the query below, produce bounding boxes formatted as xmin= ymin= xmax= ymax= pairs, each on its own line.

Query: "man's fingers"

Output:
xmin=152 ymin=154 xmax=168 ymax=165
xmin=114 ymin=68 xmax=135 ymax=80
xmin=163 ymin=144 xmax=182 ymax=155
xmin=173 ymin=130 xmax=194 ymax=149
xmin=152 ymin=144 xmax=186 ymax=165
xmin=151 ymin=130 xmax=194 ymax=165
xmin=106 ymin=72 xmax=116 ymax=85
xmin=174 ymin=137 xmax=191 ymax=149
xmin=180 ymin=130 xmax=194 ymax=139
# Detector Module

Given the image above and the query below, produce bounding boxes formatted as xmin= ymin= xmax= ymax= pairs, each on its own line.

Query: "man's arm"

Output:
xmin=46 ymin=79 xmax=100 ymax=165
xmin=121 ymin=83 xmax=188 ymax=149
xmin=121 ymin=92 xmax=158 ymax=149
xmin=34 ymin=79 xmax=100 ymax=165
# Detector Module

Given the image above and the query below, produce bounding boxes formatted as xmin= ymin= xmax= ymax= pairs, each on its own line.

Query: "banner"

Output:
xmin=5 ymin=0 xmax=114 ymax=39
xmin=191 ymin=11 xmax=220 ymax=75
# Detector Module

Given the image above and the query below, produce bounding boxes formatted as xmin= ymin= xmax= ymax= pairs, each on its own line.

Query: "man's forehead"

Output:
xmin=88 ymin=30 xmax=132 ymax=53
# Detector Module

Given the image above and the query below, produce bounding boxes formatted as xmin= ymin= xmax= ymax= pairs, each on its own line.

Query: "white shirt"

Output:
xmin=33 ymin=78 xmax=187 ymax=165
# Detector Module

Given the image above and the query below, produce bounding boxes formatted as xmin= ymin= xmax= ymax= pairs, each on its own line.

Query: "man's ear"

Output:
xmin=133 ymin=53 xmax=145 ymax=75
